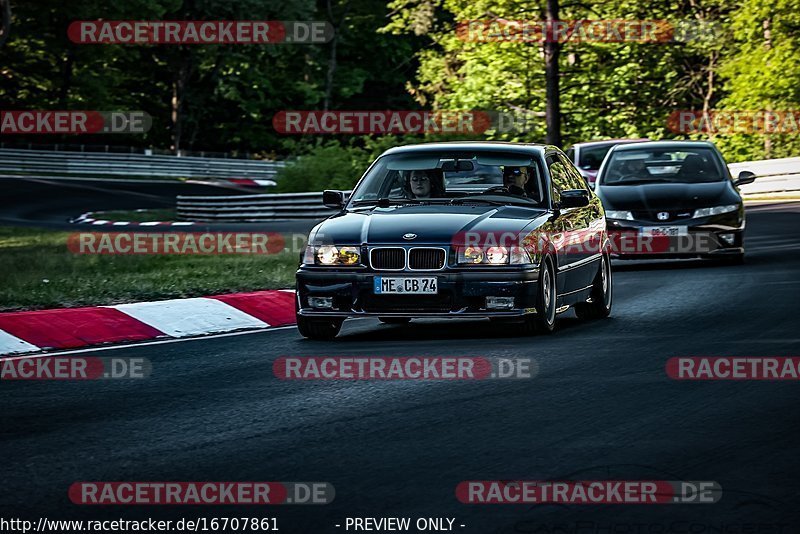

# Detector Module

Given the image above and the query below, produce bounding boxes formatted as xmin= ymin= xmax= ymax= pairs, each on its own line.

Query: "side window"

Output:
xmin=558 ymin=153 xmax=589 ymax=191
xmin=546 ymin=154 xmax=570 ymax=204
xmin=525 ymin=163 xmax=545 ymax=203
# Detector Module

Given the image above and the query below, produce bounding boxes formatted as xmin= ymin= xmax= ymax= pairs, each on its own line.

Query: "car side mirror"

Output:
xmin=558 ymin=189 xmax=590 ymax=209
xmin=322 ymin=190 xmax=345 ymax=209
xmin=734 ymin=170 xmax=756 ymax=186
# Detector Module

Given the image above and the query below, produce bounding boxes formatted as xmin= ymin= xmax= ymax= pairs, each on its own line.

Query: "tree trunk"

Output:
xmin=59 ymin=48 xmax=75 ymax=108
xmin=171 ymin=79 xmax=182 ymax=155
xmin=170 ymin=49 xmax=192 ymax=155
xmin=0 ymin=0 xmax=10 ymax=48
xmin=323 ymin=0 xmax=350 ymax=111
xmin=763 ymin=18 xmax=772 ymax=158
xmin=323 ymin=32 xmax=338 ymax=111
xmin=702 ymin=51 xmax=716 ymax=141
xmin=544 ymin=0 xmax=561 ymax=147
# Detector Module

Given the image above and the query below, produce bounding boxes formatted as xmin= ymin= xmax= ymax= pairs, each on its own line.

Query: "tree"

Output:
xmin=0 ymin=0 xmax=10 ymax=48
xmin=717 ymin=0 xmax=800 ymax=160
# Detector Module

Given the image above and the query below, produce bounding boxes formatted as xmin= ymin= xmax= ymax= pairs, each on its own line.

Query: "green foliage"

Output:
xmin=716 ymin=0 xmax=800 ymax=160
xmin=276 ymin=142 xmax=365 ymax=192
xmin=383 ymin=0 xmax=799 ymax=162
xmin=275 ymin=135 xmax=419 ymax=192
xmin=0 ymin=225 xmax=298 ymax=311
xmin=1 ymin=0 xmax=798 ymax=169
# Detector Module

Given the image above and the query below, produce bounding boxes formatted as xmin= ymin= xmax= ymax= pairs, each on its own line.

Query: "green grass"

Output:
xmin=0 ymin=226 xmax=299 ymax=312
xmin=94 ymin=208 xmax=177 ymax=222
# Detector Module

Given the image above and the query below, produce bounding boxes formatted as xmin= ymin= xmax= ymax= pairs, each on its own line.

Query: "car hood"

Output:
xmin=597 ymin=181 xmax=736 ymax=211
xmin=309 ymin=204 xmax=550 ymax=245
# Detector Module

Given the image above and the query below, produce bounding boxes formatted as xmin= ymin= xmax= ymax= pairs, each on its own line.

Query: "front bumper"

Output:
xmin=606 ymin=213 xmax=744 ymax=259
xmin=296 ymin=268 xmax=540 ymax=318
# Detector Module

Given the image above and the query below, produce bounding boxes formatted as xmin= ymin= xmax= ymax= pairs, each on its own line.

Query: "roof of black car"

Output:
xmin=382 ymin=141 xmax=551 ymax=156
xmin=611 ymin=140 xmax=717 ymax=151
xmin=570 ymin=138 xmax=649 ymax=148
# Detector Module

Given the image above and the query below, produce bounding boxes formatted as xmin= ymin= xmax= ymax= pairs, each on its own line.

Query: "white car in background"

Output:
xmin=566 ymin=139 xmax=649 ymax=188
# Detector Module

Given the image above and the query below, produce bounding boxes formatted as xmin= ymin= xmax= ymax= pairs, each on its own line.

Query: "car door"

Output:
xmin=545 ymin=152 xmax=580 ymax=294
xmin=557 ymin=152 xmax=603 ymax=289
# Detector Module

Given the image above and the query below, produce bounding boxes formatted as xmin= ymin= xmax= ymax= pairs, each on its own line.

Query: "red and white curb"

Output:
xmin=72 ymin=211 xmax=195 ymax=227
xmin=0 ymin=289 xmax=296 ymax=356
xmin=225 ymin=178 xmax=277 ymax=187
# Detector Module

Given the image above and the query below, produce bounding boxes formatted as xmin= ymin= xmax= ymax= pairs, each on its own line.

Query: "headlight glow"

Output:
xmin=457 ymin=245 xmax=532 ymax=265
xmin=311 ymin=245 xmax=361 ymax=265
xmin=461 ymin=246 xmax=485 ymax=264
xmin=486 ymin=246 xmax=508 ymax=264
xmin=316 ymin=245 xmax=339 ymax=265
xmin=693 ymin=204 xmax=739 ymax=218
xmin=605 ymin=210 xmax=634 ymax=220
xmin=338 ymin=246 xmax=360 ymax=265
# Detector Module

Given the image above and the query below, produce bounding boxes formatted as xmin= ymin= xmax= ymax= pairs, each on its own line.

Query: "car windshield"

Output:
xmin=578 ymin=145 xmax=613 ymax=171
xmin=600 ymin=147 xmax=724 ymax=185
xmin=347 ymin=151 xmax=546 ymax=208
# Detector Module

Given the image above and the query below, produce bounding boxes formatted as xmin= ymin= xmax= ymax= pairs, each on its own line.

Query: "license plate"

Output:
xmin=641 ymin=226 xmax=688 ymax=237
xmin=374 ymin=277 xmax=438 ymax=295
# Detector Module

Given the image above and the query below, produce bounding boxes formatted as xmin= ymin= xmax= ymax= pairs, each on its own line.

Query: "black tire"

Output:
xmin=575 ymin=253 xmax=612 ymax=320
xmin=523 ymin=256 xmax=557 ymax=335
xmin=378 ymin=317 xmax=411 ymax=325
xmin=296 ymin=315 xmax=344 ymax=340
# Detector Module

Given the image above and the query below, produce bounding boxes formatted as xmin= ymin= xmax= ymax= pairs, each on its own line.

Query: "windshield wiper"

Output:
xmin=449 ymin=198 xmax=509 ymax=206
xmin=449 ymin=193 xmax=535 ymax=206
xmin=605 ymin=178 xmax=673 ymax=186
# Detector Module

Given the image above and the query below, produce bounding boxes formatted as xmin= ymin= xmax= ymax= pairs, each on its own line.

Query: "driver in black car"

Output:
xmin=502 ymin=166 xmax=530 ymax=196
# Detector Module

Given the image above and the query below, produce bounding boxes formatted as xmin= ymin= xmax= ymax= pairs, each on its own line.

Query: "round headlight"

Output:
xmin=463 ymin=246 xmax=484 ymax=263
xmin=338 ymin=246 xmax=360 ymax=265
xmin=316 ymin=245 xmax=339 ymax=265
xmin=486 ymin=246 xmax=509 ymax=264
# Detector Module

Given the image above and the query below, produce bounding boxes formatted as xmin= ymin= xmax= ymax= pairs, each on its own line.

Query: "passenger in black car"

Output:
xmin=405 ymin=169 xmax=445 ymax=199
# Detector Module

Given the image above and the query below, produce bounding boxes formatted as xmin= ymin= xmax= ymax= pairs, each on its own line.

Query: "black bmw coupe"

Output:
xmin=295 ymin=142 xmax=612 ymax=339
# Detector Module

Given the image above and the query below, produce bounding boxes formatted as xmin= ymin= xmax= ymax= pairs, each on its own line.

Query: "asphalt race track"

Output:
xmin=1 ymin=202 xmax=799 ymax=532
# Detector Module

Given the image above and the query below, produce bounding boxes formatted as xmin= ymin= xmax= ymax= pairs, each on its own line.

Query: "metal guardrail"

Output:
xmin=731 ymin=157 xmax=800 ymax=196
xmin=0 ymin=148 xmax=284 ymax=180
xmin=177 ymin=191 xmax=350 ymax=221
xmin=176 ymin=158 xmax=800 ymax=223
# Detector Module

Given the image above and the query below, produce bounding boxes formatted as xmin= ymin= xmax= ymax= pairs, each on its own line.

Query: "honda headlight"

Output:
xmin=693 ymin=204 xmax=739 ymax=218
xmin=457 ymin=246 xmax=532 ymax=265
xmin=304 ymin=245 xmax=361 ymax=265
xmin=605 ymin=210 xmax=634 ymax=220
